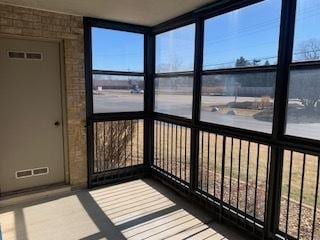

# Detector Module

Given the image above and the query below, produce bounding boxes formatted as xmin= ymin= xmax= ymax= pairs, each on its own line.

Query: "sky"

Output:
xmin=92 ymin=0 xmax=320 ymax=72
xmin=156 ymin=24 xmax=195 ymax=73
xmin=92 ymin=27 xmax=144 ymax=72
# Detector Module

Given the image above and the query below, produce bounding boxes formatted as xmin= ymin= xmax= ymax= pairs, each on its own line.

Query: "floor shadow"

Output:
xmin=13 ymin=208 xmax=28 ymax=240
xmin=0 ymin=178 xmax=248 ymax=240
xmin=141 ymin=178 xmax=248 ymax=240
xmin=76 ymin=191 xmax=127 ymax=240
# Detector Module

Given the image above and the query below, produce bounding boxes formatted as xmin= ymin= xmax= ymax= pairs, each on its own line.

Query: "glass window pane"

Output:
xmin=293 ymin=0 xmax=320 ymax=62
xmin=203 ymin=0 xmax=281 ymax=70
xmin=92 ymin=27 xmax=144 ymax=72
xmin=93 ymin=74 xmax=144 ymax=113
xmin=155 ymin=76 xmax=193 ymax=118
xmin=201 ymin=72 xmax=276 ymax=133
xmin=156 ymin=24 xmax=195 ymax=73
xmin=286 ymin=69 xmax=320 ymax=140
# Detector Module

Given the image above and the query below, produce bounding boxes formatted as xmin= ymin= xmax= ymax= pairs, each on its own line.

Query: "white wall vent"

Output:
xmin=8 ymin=51 xmax=43 ymax=60
xmin=33 ymin=167 xmax=49 ymax=176
xmin=16 ymin=170 xmax=32 ymax=179
xmin=8 ymin=51 xmax=25 ymax=59
xmin=26 ymin=52 xmax=43 ymax=60
xmin=16 ymin=167 xmax=49 ymax=179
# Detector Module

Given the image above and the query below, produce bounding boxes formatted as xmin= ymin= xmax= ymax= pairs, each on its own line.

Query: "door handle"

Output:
xmin=54 ymin=121 xmax=61 ymax=126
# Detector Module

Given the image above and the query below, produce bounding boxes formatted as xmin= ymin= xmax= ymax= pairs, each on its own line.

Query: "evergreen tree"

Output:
xmin=235 ymin=56 xmax=250 ymax=67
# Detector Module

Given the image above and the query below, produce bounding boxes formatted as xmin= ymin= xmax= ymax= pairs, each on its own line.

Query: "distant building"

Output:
xmin=92 ymin=74 xmax=143 ymax=90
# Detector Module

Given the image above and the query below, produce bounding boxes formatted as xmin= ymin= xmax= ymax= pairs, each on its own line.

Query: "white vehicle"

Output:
xmin=130 ymin=87 xmax=144 ymax=94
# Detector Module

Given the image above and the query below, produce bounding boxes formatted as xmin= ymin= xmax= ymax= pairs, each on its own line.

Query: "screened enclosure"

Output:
xmin=84 ymin=0 xmax=320 ymax=239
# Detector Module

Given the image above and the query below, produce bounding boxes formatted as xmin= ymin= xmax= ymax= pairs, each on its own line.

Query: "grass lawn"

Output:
xmin=154 ymin=122 xmax=319 ymax=208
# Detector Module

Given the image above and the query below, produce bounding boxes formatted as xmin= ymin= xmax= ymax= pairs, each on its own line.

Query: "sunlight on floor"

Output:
xmin=0 ymin=193 xmax=100 ymax=240
xmin=0 ymin=179 xmax=244 ymax=240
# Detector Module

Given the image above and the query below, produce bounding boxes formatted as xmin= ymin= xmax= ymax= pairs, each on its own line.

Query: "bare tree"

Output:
xmin=289 ymin=70 xmax=320 ymax=113
xmin=157 ymin=55 xmax=183 ymax=72
xmin=95 ymin=121 xmax=138 ymax=170
xmin=288 ymin=39 xmax=320 ymax=113
xmin=298 ymin=38 xmax=320 ymax=60
xmin=157 ymin=56 xmax=183 ymax=91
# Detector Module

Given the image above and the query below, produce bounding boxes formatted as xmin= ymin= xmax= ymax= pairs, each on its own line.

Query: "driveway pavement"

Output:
xmin=93 ymin=91 xmax=320 ymax=140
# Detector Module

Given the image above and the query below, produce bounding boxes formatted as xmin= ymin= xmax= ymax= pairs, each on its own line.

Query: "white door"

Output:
xmin=0 ymin=37 xmax=65 ymax=193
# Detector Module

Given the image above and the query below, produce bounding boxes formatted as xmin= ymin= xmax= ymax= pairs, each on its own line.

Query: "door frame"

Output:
xmin=0 ymin=34 xmax=69 ymax=186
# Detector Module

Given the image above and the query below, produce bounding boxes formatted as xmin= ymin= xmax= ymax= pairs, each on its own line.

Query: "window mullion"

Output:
xmin=190 ymin=18 xmax=204 ymax=190
xmin=266 ymin=0 xmax=297 ymax=238
xmin=272 ymin=0 xmax=297 ymax=140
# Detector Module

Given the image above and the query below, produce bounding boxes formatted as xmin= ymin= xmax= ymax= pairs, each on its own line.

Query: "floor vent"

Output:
xmin=16 ymin=167 xmax=49 ymax=179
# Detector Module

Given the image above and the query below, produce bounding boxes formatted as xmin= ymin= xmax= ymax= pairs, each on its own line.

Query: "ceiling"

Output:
xmin=0 ymin=0 xmax=216 ymax=26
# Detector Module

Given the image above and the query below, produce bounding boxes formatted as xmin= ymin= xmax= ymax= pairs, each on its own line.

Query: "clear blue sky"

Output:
xmin=92 ymin=27 xmax=144 ymax=72
xmin=156 ymin=24 xmax=195 ymax=73
xmin=203 ymin=0 xmax=281 ymax=69
xmin=92 ymin=0 xmax=320 ymax=72
xmin=293 ymin=0 xmax=320 ymax=61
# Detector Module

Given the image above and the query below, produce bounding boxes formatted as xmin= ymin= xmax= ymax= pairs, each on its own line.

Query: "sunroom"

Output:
xmin=0 ymin=0 xmax=319 ymax=239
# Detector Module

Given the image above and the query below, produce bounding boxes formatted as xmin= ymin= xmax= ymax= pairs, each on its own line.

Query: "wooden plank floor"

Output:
xmin=0 ymin=179 xmax=247 ymax=240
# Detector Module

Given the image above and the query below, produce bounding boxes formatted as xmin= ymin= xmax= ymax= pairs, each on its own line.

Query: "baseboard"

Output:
xmin=0 ymin=184 xmax=72 ymax=208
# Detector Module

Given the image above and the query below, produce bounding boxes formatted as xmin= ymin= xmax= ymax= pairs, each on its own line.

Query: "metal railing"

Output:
xmin=278 ymin=150 xmax=320 ymax=240
xmin=93 ymin=119 xmax=144 ymax=172
xmin=90 ymin=119 xmax=145 ymax=185
xmin=153 ymin=120 xmax=191 ymax=184
xmin=150 ymin=117 xmax=320 ymax=240
xmin=198 ymin=132 xmax=271 ymax=226
xmin=90 ymin=117 xmax=320 ymax=239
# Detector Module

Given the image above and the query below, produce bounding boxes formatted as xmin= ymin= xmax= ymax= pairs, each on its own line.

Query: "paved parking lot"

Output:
xmin=93 ymin=90 xmax=320 ymax=139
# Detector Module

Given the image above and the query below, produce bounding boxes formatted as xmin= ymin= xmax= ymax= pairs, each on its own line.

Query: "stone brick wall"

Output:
xmin=0 ymin=4 xmax=87 ymax=187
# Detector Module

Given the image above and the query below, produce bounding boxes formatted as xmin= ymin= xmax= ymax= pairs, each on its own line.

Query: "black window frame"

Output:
xmin=84 ymin=1 xmax=320 ymax=239
xmin=84 ymin=17 xmax=154 ymax=188
xmin=84 ymin=17 xmax=151 ymax=119
xmin=150 ymin=0 xmax=320 ymax=151
xmin=198 ymin=0 xmax=282 ymax=135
